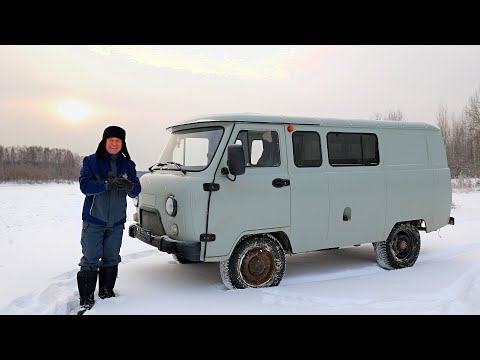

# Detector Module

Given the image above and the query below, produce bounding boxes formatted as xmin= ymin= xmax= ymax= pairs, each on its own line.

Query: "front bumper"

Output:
xmin=129 ymin=223 xmax=201 ymax=261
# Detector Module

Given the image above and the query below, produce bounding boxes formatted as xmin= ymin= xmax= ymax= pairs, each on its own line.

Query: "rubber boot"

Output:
xmin=77 ymin=270 xmax=98 ymax=314
xmin=98 ymin=265 xmax=118 ymax=299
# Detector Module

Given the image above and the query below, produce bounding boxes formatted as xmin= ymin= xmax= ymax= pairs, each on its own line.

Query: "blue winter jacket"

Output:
xmin=80 ymin=151 xmax=141 ymax=227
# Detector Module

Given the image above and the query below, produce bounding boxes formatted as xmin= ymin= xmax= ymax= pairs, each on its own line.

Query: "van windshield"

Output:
xmin=157 ymin=126 xmax=224 ymax=172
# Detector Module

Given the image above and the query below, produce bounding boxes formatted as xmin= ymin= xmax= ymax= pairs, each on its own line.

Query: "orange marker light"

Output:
xmin=287 ymin=125 xmax=295 ymax=133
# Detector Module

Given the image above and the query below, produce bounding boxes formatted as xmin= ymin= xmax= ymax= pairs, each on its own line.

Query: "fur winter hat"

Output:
xmin=96 ymin=125 xmax=131 ymax=161
xmin=102 ymin=125 xmax=126 ymax=141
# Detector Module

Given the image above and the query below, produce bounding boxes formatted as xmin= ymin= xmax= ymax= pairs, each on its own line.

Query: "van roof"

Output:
xmin=168 ymin=113 xmax=439 ymax=131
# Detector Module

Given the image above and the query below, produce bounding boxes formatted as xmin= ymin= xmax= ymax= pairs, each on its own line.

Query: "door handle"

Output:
xmin=272 ymin=178 xmax=290 ymax=188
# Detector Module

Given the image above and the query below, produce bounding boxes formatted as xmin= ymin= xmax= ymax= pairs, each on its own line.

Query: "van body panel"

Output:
xmin=384 ymin=169 xmax=433 ymax=235
xmin=139 ymin=172 xmax=210 ymax=245
xmin=327 ymin=168 xmax=387 ymax=247
xmin=382 ymin=130 xmax=434 ymax=235
xmin=431 ymin=169 xmax=452 ymax=230
xmin=427 ymin=133 xmax=452 ymax=230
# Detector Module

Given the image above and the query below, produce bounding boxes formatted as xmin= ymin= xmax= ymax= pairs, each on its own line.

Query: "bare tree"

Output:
xmin=384 ymin=109 xmax=404 ymax=121
xmin=436 ymin=103 xmax=450 ymax=145
xmin=464 ymin=87 xmax=480 ymax=125
xmin=463 ymin=87 xmax=480 ymax=178
xmin=371 ymin=109 xmax=405 ymax=121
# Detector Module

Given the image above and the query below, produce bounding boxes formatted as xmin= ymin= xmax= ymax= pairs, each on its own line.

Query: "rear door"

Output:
xmin=326 ymin=131 xmax=386 ymax=247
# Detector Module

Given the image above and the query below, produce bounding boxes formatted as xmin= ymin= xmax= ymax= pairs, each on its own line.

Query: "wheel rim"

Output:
xmin=392 ymin=232 xmax=414 ymax=259
xmin=241 ymin=247 xmax=274 ymax=286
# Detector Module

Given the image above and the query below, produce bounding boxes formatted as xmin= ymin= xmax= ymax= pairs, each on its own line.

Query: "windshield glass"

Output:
xmin=158 ymin=126 xmax=224 ymax=171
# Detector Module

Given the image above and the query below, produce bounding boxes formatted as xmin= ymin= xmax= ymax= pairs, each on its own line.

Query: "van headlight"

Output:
xmin=133 ymin=196 xmax=139 ymax=207
xmin=166 ymin=195 xmax=177 ymax=216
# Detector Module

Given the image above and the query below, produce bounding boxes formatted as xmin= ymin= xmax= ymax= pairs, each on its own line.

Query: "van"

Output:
xmin=129 ymin=113 xmax=454 ymax=289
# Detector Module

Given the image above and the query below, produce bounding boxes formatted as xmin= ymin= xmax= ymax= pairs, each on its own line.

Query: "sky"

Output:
xmin=0 ymin=182 xmax=478 ymax=315
xmin=1 ymin=45 xmax=480 ymax=170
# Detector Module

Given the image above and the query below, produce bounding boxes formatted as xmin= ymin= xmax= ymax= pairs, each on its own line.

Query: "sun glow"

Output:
xmin=56 ymin=100 xmax=91 ymax=122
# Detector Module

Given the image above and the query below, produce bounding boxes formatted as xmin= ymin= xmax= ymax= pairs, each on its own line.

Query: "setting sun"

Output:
xmin=56 ymin=100 xmax=91 ymax=122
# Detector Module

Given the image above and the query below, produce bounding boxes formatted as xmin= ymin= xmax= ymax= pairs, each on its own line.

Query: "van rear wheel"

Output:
xmin=373 ymin=222 xmax=421 ymax=270
xmin=220 ymin=234 xmax=286 ymax=290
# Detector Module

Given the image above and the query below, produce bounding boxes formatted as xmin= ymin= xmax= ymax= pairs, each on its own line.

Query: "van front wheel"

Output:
xmin=220 ymin=234 xmax=286 ymax=290
xmin=373 ymin=222 xmax=421 ymax=270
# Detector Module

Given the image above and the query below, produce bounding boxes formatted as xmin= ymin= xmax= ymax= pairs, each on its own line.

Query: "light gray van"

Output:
xmin=129 ymin=113 xmax=454 ymax=289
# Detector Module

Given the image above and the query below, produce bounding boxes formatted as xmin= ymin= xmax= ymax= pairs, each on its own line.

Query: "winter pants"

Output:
xmin=79 ymin=221 xmax=124 ymax=271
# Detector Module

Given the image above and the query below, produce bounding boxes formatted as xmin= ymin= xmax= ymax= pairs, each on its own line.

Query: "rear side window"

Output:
xmin=327 ymin=132 xmax=379 ymax=166
xmin=293 ymin=131 xmax=322 ymax=167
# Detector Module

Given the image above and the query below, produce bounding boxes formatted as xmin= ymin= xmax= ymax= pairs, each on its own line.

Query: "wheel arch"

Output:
xmin=385 ymin=219 xmax=427 ymax=239
xmin=226 ymin=230 xmax=292 ymax=259
xmin=270 ymin=231 xmax=292 ymax=254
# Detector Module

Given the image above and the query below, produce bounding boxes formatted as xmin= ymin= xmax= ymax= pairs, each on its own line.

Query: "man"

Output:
xmin=77 ymin=125 xmax=141 ymax=314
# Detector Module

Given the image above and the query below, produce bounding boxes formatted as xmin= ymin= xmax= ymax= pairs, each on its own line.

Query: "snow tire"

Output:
xmin=374 ymin=222 xmax=421 ymax=270
xmin=219 ymin=234 xmax=286 ymax=290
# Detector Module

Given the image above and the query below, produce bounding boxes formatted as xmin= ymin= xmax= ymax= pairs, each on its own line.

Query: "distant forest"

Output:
xmin=0 ymin=145 xmax=83 ymax=182
xmin=435 ymin=86 xmax=480 ymax=179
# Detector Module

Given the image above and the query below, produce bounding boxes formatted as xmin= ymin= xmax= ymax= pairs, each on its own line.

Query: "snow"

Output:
xmin=0 ymin=183 xmax=478 ymax=315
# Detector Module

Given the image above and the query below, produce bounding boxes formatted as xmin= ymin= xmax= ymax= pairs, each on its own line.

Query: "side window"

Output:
xmin=293 ymin=131 xmax=322 ymax=167
xmin=235 ymin=130 xmax=280 ymax=167
xmin=327 ymin=132 xmax=379 ymax=166
xmin=361 ymin=134 xmax=379 ymax=165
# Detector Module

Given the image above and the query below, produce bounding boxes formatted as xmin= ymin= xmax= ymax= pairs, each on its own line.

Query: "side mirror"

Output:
xmin=227 ymin=144 xmax=245 ymax=176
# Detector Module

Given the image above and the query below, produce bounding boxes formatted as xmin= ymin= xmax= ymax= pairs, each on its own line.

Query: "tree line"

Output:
xmin=0 ymin=145 xmax=83 ymax=182
xmin=436 ymin=86 xmax=480 ymax=179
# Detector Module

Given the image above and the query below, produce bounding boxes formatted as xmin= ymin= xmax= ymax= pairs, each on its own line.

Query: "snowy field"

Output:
xmin=0 ymin=182 xmax=479 ymax=315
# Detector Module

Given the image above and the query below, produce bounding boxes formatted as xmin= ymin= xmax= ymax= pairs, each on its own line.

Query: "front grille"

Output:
xmin=140 ymin=209 xmax=165 ymax=236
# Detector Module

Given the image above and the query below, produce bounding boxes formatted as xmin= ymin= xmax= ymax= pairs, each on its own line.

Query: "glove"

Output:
xmin=105 ymin=177 xmax=120 ymax=191
xmin=117 ymin=177 xmax=134 ymax=192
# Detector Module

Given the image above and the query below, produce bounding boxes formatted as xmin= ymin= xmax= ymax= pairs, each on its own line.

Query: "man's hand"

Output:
xmin=105 ymin=177 xmax=120 ymax=191
xmin=117 ymin=177 xmax=134 ymax=192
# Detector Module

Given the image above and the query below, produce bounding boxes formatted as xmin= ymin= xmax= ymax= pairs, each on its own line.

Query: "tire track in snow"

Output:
xmin=254 ymin=262 xmax=480 ymax=314
xmin=276 ymin=240 xmax=480 ymax=288
xmin=418 ymin=242 xmax=480 ymax=264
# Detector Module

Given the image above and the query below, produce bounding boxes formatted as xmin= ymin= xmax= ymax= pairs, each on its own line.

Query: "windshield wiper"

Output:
xmin=166 ymin=162 xmax=187 ymax=174
xmin=148 ymin=162 xmax=166 ymax=173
